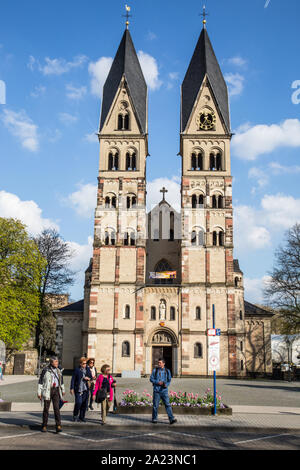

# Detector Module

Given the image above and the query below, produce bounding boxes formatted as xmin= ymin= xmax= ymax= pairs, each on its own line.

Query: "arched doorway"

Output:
xmin=151 ymin=330 xmax=175 ymax=374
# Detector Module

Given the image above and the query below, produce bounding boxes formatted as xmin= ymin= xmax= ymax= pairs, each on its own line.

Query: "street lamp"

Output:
xmin=37 ymin=335 xmax=44 ymax=377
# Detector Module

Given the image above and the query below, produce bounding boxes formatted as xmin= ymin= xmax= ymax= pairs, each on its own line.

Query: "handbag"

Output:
xmin=95 ymin=387 xmax=107 ymax=403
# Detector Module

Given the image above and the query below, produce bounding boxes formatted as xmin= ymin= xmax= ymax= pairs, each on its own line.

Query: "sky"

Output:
xmin=0 ymin=0 xmax=300 ymax=304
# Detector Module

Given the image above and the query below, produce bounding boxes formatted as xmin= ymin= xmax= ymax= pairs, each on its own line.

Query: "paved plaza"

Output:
xmin=1 ymin=376 xmax=299 ymax=407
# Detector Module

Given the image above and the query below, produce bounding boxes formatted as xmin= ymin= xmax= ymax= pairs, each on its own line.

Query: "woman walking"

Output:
xmin=93 ymin=364 xmax=116 ymax=425
xmin=70 ymin=357 xmax=92 ymax=422
xmin=87 ymin=358 xmax=97 ymax=411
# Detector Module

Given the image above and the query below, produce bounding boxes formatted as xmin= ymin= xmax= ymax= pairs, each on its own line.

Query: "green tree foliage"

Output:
xmin=265 ymin=223 xmax=300 ymax=334
xmin=0 ymin=218 xmax=46 ymax=351
xmin=33 ymin=229 xmax=75 ymax=353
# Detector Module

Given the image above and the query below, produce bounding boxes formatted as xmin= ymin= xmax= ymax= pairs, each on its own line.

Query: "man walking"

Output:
xmin=70 ymin=357 xmax=92 ymax=422
xmin=37 ymin=356 xmax=65 ymax=433
xmin=150 ymin=357 xmax=177 ymax=425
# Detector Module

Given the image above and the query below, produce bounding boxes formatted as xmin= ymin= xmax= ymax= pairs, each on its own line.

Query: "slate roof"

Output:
xmin=181 ymin=27 xmax=230 ymax=134
xmin=99 ymin=28 xmax=147 ymax=134
xmin=57 ymin=299 xmax=84 ymax=313
xmin=233 ymin=259 xmax=243 ymax=274
xmin=244 ymin=300 xmax=274 ymax=318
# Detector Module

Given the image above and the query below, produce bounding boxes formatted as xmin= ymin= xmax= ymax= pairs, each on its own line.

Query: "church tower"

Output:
xmin=83 ymin=27 xmax=148 ymax=373
xmin=179 ymin=23 xmax=245 ymax=376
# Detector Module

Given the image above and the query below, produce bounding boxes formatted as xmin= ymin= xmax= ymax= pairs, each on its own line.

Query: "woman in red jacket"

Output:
xmin=93 ymin=364 xmax=115 ymax=424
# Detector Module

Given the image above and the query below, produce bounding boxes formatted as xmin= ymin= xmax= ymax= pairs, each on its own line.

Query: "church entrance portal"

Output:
xmin=151 ymin=330 xmax=175 ymax=374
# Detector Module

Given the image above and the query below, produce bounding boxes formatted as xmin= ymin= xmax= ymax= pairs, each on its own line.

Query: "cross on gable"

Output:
xmin=160 ymin=187 xmax=168 ymax=201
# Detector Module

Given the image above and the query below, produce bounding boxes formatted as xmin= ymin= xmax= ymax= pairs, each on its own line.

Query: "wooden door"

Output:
xmin=152 ymin=346 xmax=173 ymax=375
xmin=13 ymin=354 xmax=25 ymax=375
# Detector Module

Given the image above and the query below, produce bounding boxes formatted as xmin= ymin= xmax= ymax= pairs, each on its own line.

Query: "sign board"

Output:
xmin=207 ymin=329 xmax=221 ymax=336
xmin=208 ymin=336 xmax=220 ymax=371
xmin=149 ymin=271 xmax=177 ymax=279
xmin=0 ymin=340 xmax=6 ymax=364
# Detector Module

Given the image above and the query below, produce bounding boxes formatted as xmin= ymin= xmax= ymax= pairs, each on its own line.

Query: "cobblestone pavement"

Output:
xmin=1 ymin=376 xmax=299 ymax=407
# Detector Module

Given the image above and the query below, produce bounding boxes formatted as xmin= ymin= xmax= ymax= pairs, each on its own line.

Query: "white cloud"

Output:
xmin=261 ymin=193 xmax=300 ymax=229
xmin=244 ymin=276 xmax=271 ymax=304
xmin=67 ymin=236 xmax=93 ymax=273
xmin=58 ymin=112 xmax=78 ymax=125
xmin=232 ymin=119 xmax=300 ymax=160
xmin=248 ymin=167 xmax=269 ymax=193
xmin=235 ymin=193 xmax=300 ymax=252
xmin=269 ymin=162 xmax=300 ymax=174
xmin=146 ymin=176 xmax=180 ymax=212
xmin=1 ymin=108 xmax=39 ymax=152
xmin=226 ymin=56 xmax=247 ymax=67
xmin=66 ymin=84 xmax=87 ymax=100
xmin=235 ymin=204 xmax=271 ymax=251
xmin=28 ymin=54 xmax=88 ymax=75
xmin=88 ymin=57 xmax=113 ymax=97
xmin=30 ymin=85 xmax=46 ymax=98
xmin=0 ymin=190 xmax=59 ymax=235
xmin=138 ymin=51 xmax=162 ymax=91
xmin=224 ymin=72 xmax=244 ymax=97
xmin=147 ymin=31 xmax=157 ymax=41
xmin=64 ymin=183 xmax=97 ymax=218
xmin=84 ymin=132 xmax=98 ymax=143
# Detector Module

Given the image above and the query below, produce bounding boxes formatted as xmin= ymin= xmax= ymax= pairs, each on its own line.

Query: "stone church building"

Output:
xmin=55 ymin=23 xmax=273 ymax=377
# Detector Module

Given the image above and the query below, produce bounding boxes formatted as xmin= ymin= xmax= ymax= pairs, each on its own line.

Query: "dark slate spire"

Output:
xmin=99 ymin=29 xmax=147 ymax=134
xmin=181 ymin=27 xmax=230 ymax=134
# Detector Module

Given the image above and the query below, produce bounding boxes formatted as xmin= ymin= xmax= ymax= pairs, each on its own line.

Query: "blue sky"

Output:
xmin=0 ymin=0 xmax=300 ymax=303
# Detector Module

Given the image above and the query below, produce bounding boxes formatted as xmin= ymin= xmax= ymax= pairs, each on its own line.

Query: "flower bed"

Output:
xmin=117 ymin=389 xmax=232 ymax=415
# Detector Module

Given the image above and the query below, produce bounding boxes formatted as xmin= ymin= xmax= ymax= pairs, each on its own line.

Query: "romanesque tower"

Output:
xmin=83 ymin=27 xmax=148 ymax=373
xmin=179 ymin=24 xmax=245 ymax=376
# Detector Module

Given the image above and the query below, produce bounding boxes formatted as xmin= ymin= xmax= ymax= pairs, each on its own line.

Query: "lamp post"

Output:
xmin=37 ymin=335 xmax=44 ymax=378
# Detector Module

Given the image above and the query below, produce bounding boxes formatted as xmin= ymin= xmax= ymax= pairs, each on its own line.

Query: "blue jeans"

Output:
xmin=74 ymin=390 xmax=88 ymax=419
xmin=152 ymin=389 xmax=174 ymax=422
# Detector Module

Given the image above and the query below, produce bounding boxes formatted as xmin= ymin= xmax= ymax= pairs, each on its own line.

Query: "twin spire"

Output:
xmin=100 ymin=7 xmax=230 ymax=135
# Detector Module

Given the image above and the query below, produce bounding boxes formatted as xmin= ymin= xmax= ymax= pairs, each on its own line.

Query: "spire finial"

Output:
xmin=200 ymin=4 xmax=209 ymax=28
xmin=123 ymin=4 xmax=132 ymax=29
xmin=160 ymin=187 xmax=168 ymax=201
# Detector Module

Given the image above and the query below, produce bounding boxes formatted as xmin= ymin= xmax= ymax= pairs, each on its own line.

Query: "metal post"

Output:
xmin=212 ymin=304 xmax=217 ymax=416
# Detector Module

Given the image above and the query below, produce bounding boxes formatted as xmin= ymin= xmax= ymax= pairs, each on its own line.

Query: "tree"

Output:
xmin=0 ymin=218 xmax=46 ymax=353
xmin=33 ymin=228 xmax=75 ymax=353
xmin=264 ymin=223 xmax=300 ymax=333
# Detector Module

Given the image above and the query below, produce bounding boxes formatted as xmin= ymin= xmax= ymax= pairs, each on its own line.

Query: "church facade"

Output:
xmin=55 ymin=24 xmax=273 ymax=377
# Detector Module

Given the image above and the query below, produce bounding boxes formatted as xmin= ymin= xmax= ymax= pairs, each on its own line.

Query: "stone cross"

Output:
xmin=160 ymin=187 xmax=168 ymax=201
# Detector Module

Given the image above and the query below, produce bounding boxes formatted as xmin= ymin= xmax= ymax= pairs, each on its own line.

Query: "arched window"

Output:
xmin=108 ymin=151 xmax=119 ymax=171
xmin=219 ymin=231 xmax=224 ymax=246
xmin=192 ymin=194 xmax=205 ymax=209
xmin=218 ymin=195 xmax=223 ymax=208
xmin=124 ymin=230 xmax=136 ymax=246
xmin=195 ymin=306 xmax=201 ymax=320
xmin=191 ymin=153 xmax=197 ymax=170
xmin=154 ymin=259 xmax=173 ymax=285
xmin=153 ymin=228 xmax=159 ymax=241
xmin=191 ymin=152 xmax=203 ymax=170
xmin=209 ymin=151 xmax=223 ymax=171
xmin=124 ymin=305 xmax=130 ymax=319
xmin=191 ymin=230 xmax=197 ymax=245
xmin=213 ymin=231 xmax=217 ymax=246
xmin=118 ymin=112 xmax=130 ymax=131
xmin=191 ymin=228 xmax=205 ymax=246
xmin=104 ymin=194 xmax=117 ymax=209
xmin=170 ymin=306 xmax=176 ymax=321
xmin=169 ymin=212 xmax=174 ymax=241
xmin=118 ymin=114 xmax=123 ymax=130
xmin=122 ymin=341 xmax=130 ymax=357
xmin=126 ymin=152 xmax=137 ymax=171
xmin=240 ymin=310 xmax=243 ymax=320
xmin=126 ymin=194 xmax=137 ymax=209
xmin=104 ymin=229 xmax=116 ymax=246
xmin=150 ymin=306 xmax=156 ymax=320
xmin=235 ymin=277 xmax=239 ymax=288
xmin=194 ymin=343 xmax=203 ymax=358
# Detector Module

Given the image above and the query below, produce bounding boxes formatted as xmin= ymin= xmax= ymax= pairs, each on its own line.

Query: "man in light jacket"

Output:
xmin=37 ymin=356 xmax=65 ymax=433
xmin=150 ymin=357 xmax=177 ymax=425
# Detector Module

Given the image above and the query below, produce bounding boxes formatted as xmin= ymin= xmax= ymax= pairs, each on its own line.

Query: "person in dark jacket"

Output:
xmin=70 ymin=357 xmax=92 ymax=422
xmin=150 ymin=357 xmax=177 ymax=425
xmin=87 ymin=358 xmax=97 ymax=411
